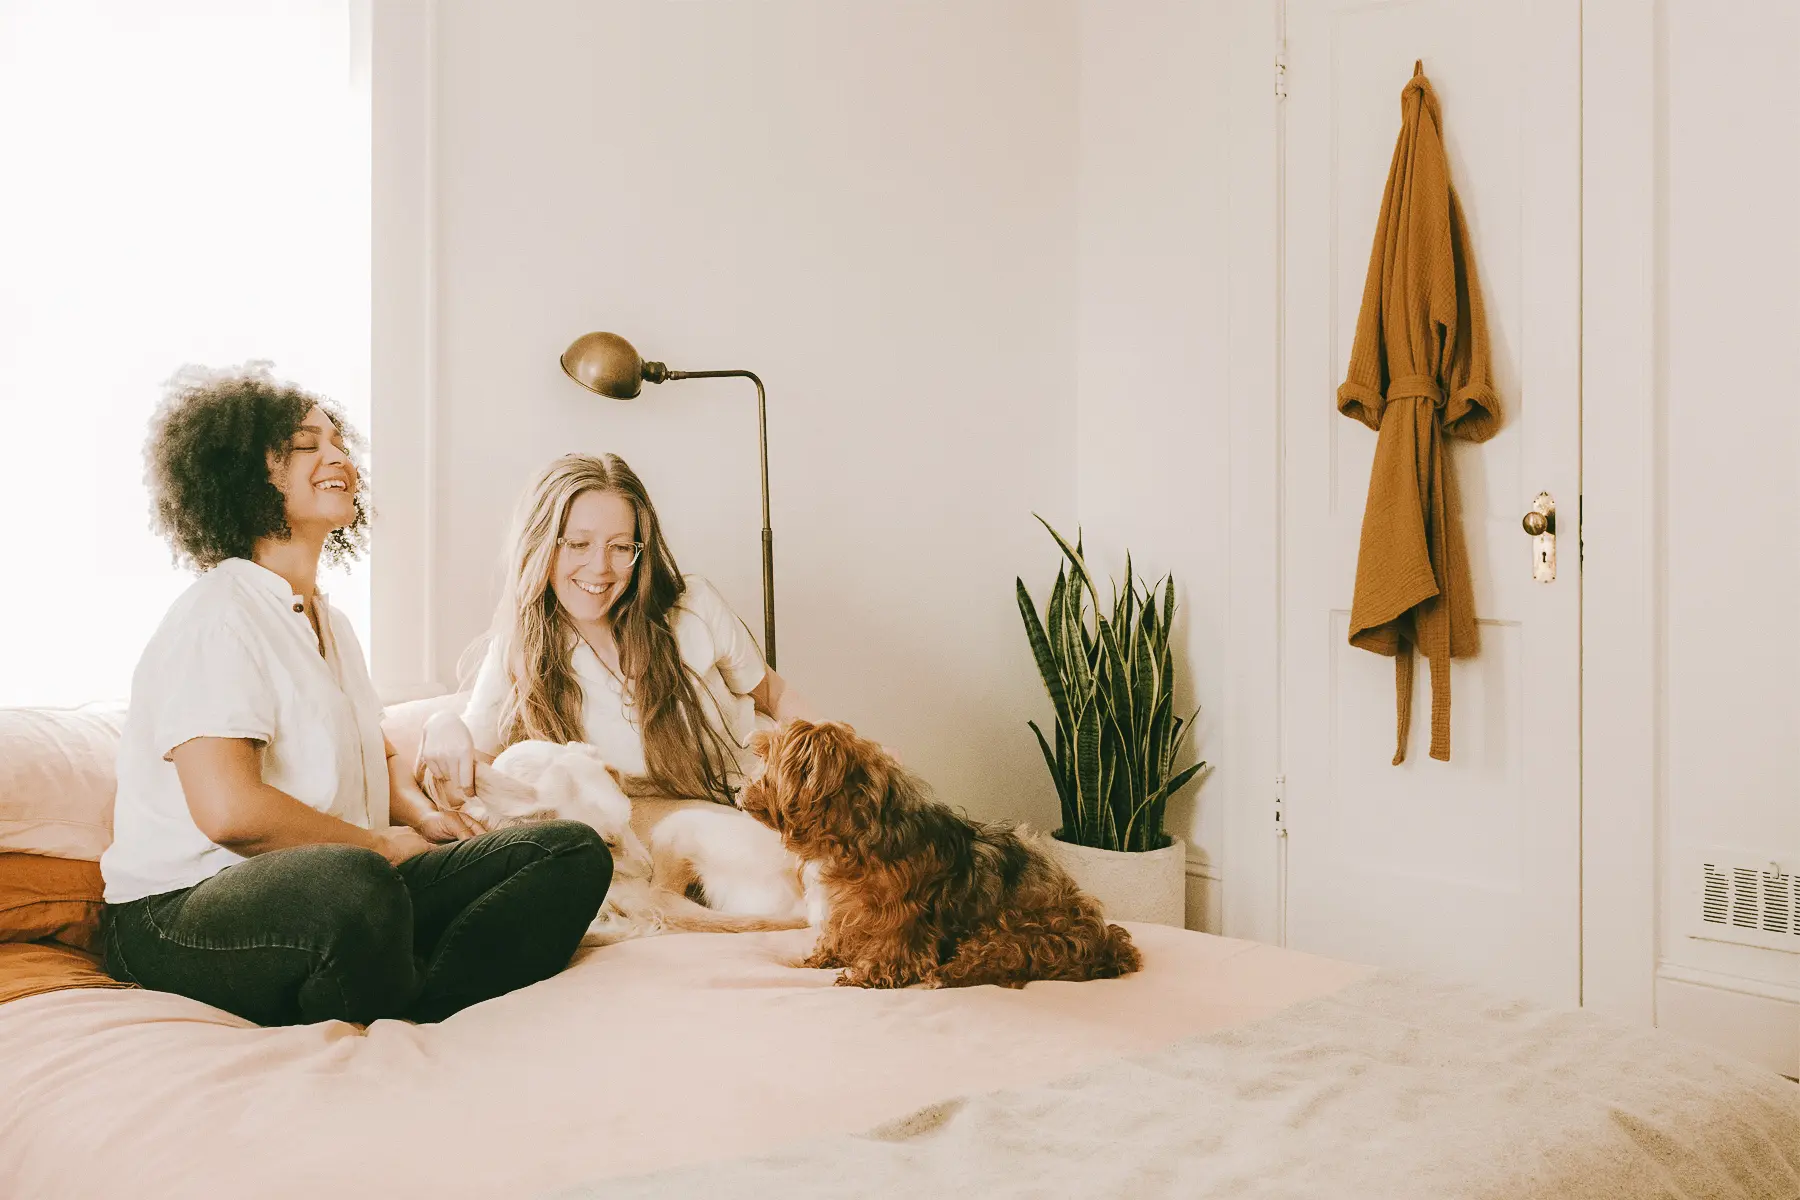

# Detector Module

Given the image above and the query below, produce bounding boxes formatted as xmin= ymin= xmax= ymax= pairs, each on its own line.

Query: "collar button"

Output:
xmin=292 ymin=602 xmax=305 ymax=614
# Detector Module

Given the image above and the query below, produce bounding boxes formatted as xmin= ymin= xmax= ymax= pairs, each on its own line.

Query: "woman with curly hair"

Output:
xmin=414 ymin=453 xmax=813 ymax=813
xmin=99 ymin=364 xmax=612 ymax=1026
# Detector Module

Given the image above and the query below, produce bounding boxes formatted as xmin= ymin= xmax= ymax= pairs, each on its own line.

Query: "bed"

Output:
xmin=1 ymin=703 xmax=1795 ymax=1199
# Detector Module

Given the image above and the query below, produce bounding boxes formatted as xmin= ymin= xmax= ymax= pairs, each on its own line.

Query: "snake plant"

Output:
xmin=1016 ymin=517 xmax=1205 ymax=852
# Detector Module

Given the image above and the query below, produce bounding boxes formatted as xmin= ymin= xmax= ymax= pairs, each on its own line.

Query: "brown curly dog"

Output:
xmin=738 ymin=720 xmax=1142 ymax=989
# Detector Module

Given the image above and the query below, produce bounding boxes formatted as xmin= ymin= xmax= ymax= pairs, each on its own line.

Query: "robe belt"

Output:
xmin=1379 ymin=372 xmax=1452 ymax=764
xmin=1385 ymin=375 xmax=1445 ymax=407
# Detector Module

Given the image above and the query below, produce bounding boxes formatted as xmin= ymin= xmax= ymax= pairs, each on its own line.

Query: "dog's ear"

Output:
xmin=779 ymin=722 xmax=888 ymax=849
xmin=554 ymin=758 xmax=631 ymax=835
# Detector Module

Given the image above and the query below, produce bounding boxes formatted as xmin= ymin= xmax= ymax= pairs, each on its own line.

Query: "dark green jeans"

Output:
xmin=102 ymin=820 xmax=611 ymax=1026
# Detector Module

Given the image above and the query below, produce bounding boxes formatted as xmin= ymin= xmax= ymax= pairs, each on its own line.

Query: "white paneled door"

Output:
xmin=1278 ymin=0 xmax=1581 ymax=1005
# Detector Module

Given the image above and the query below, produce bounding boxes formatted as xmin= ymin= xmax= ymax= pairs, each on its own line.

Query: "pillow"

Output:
xmin=0 ymin=942 xmax=132 ymax=1006
xmin=0 ymin=705 xmax=125 ymax=860
xmin=381 ymin=692 xmax=473 ymax=778
xmin=0 ymin=852 xmax=107 ymax=951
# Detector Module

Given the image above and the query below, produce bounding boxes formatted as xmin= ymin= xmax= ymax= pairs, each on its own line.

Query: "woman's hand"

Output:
xmin=370 ymin=825 xmax=434 ymax=866
xmin=387 ymin=727 xmax=483 ymax=844
xmin=409 ymin=806 xmax=483 ymax=844
xmin=416 ymin=711 xmax=478 ymax=808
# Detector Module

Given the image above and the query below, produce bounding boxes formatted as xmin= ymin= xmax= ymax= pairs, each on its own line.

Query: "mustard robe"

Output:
xmin=1338 ymin=64 xmax=1502 ymax=765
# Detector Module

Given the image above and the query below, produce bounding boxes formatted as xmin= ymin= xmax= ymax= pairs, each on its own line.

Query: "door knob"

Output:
xmin=1523 ymin=493 xmax=1555 ymax=582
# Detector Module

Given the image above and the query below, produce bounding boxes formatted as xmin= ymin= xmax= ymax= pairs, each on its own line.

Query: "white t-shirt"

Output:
xmin=462 ymin=575 xmax=770 ymax=786
xmin=101 ymin=558 xmax=390 ymax=904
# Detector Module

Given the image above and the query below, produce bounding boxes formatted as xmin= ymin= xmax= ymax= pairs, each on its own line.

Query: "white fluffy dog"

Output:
xmin=442 ymin=740 xmax=812 ymax=945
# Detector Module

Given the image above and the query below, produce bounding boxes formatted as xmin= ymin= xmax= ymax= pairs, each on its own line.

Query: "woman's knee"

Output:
xmin=276 ymin=845 xmax=412 ymax=946
xmin=532 ymin=821 xmax=613 ymax=907
xmin=531 ymin=819 xmax=607 ymax=854
xmin=288 ymin=847 xmax=415 ymax=1020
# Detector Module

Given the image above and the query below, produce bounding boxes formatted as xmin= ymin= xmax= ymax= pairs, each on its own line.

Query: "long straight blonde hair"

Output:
xmin=479 ymin=453 xmax=739 ymax=802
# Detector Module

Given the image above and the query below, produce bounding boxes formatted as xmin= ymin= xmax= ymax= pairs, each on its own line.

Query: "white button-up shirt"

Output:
xmin=101 ymin=558 xmax=389 ymax=904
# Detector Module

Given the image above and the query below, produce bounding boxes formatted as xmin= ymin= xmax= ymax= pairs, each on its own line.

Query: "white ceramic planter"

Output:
xmin=1046 ymin=833 xmax=1187 ymax=927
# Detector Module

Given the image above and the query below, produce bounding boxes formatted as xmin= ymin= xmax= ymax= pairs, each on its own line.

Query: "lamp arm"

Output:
xmin=655 ymin=367 xmax=776 ymax=670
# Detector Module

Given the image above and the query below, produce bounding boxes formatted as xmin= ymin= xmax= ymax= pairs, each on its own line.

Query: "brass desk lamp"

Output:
xmin=559 ymin=331 xmax=777 ymax=669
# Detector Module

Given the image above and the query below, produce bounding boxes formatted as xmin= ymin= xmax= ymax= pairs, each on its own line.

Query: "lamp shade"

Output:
xmin=560 ymin=331 xmax=645 ymax=399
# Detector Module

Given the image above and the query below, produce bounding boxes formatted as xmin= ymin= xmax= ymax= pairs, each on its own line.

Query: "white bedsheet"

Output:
xmin=0 ymin=924 xmax=1367 ymax=1200
xmin=578 ymin=969 xmax=1800 ymax=1200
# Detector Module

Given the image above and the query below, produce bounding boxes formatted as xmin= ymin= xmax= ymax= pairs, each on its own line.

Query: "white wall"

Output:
xmin=374 ymin=0 xmax=1081 ymax=828
xmin=372 ymin=0 xmax=1263 ymax=934
xmin=375 ymin=5 xmax=1800 ymax=1036
xmin=1074 ymin=0 xmax=1232 ymax=929
xmin=1654 ymin=0 xmax=1800 ymax=1066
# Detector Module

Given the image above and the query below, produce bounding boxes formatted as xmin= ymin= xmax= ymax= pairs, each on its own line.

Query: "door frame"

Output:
xmin=1220 ymin=0 xmax=1284 ymax=950
xmin=1578 ymin=0 xmax=1658 ymax=1024
xmin=1222 ymin=0 xmax=1659 ymax=1022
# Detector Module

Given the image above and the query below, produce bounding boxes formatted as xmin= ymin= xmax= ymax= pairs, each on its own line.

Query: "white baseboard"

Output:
xmin=1655 ymin=964 xmax=1800 ymax=1078
xmin=1185 ymin=858 xmax=1221 ymax=935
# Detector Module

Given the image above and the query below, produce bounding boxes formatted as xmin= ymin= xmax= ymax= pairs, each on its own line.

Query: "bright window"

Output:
xmin=0 ymin=0 xmax=370 ymax=707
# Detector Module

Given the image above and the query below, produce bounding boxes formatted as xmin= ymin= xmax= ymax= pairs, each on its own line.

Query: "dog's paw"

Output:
xmin=799 ymin=949 xmax=843 ymax=970
xmin=834 ymin=966 xmax=916 ymax=989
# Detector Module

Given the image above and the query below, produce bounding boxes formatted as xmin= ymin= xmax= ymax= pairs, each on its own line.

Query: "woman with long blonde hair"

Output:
xmin=418 ymin=453 xmax=812 ymax=805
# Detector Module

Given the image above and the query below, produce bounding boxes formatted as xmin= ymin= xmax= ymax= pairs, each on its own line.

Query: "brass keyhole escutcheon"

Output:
xmin=1523 ymin=493 xmax=1556 ymax=582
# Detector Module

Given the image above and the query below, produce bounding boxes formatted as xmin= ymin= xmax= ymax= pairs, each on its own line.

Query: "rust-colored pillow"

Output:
xmin=0 ymin=852 xmax=107 ymax=952
xmin=0 ymin=941 xmax=132 ymax=1005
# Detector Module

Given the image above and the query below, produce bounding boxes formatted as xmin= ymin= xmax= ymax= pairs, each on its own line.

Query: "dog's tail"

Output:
xmin=1096 ymin=921 xmax=1143 ymax=977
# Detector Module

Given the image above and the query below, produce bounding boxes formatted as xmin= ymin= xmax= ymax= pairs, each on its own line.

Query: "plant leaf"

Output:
xmin=1132 ymin=618 xmax=1157 ymax=801
xmin=1120 ymin=550 xmax=1136 ymax=645
xmin=1046 ymin=568 xmax=1069 ymax=703
xmin=1016 ymin=578 xmax=1073 ymax=738
xmin=1064 ymin=616 xmax=1090 ymax=716
xmin=1150 ymin=760 xmax=1207 ymax=810
xmin=1029 ymin=719 xmax=1074 ymax=832
xmin=1073 ymin=686 xmax=1102 ymax=844
xmin=1035 ymin=514 xmax=1102 ymax=607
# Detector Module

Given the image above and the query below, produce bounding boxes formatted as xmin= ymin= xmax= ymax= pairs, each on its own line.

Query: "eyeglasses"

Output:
xmin=555 ymin=537 xmax=644 ymax=572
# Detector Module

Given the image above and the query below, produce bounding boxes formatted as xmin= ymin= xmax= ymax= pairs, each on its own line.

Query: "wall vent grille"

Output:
xmin=1694 ymin=854 xmax=1800 ymax=954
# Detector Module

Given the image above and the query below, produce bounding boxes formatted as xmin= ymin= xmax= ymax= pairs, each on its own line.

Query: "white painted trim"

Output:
xmin=1659 ymin=962 xmax=1800 ymax=1007
xmin=1184 ymin=858 xmax=1223 ymax=935
xmin=369 ymin=0 xmax=444 ymax=700
xmin=1656 ymin=969 xmax=1800 ymax=1078
xmin=1221 ymin=0 xmax=1285 ymax=946
xmin=1184 ymin=854 xmax=1220 ymax=883
xmin=1579 ymin=0 xmax=1660 ymax=1027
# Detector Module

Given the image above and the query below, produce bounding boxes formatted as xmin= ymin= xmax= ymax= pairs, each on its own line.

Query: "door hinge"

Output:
xmin=1275 ymin=48 xmax=1289 ymax=99
xmin=1274 ymin=774 xmax=1287 ymax=838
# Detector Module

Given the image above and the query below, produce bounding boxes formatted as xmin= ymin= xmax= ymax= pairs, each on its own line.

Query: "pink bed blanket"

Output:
xmin=0 ymin=924 xmax=1367 ymax=1199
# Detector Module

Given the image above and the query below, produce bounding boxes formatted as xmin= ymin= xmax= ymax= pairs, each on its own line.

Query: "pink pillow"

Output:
xmin=0 ymin=706 xmax=125 ymax=862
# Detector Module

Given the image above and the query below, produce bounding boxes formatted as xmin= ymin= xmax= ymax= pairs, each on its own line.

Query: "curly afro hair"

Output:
xmin=145 ymin=363 xmax=370 ymax=572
